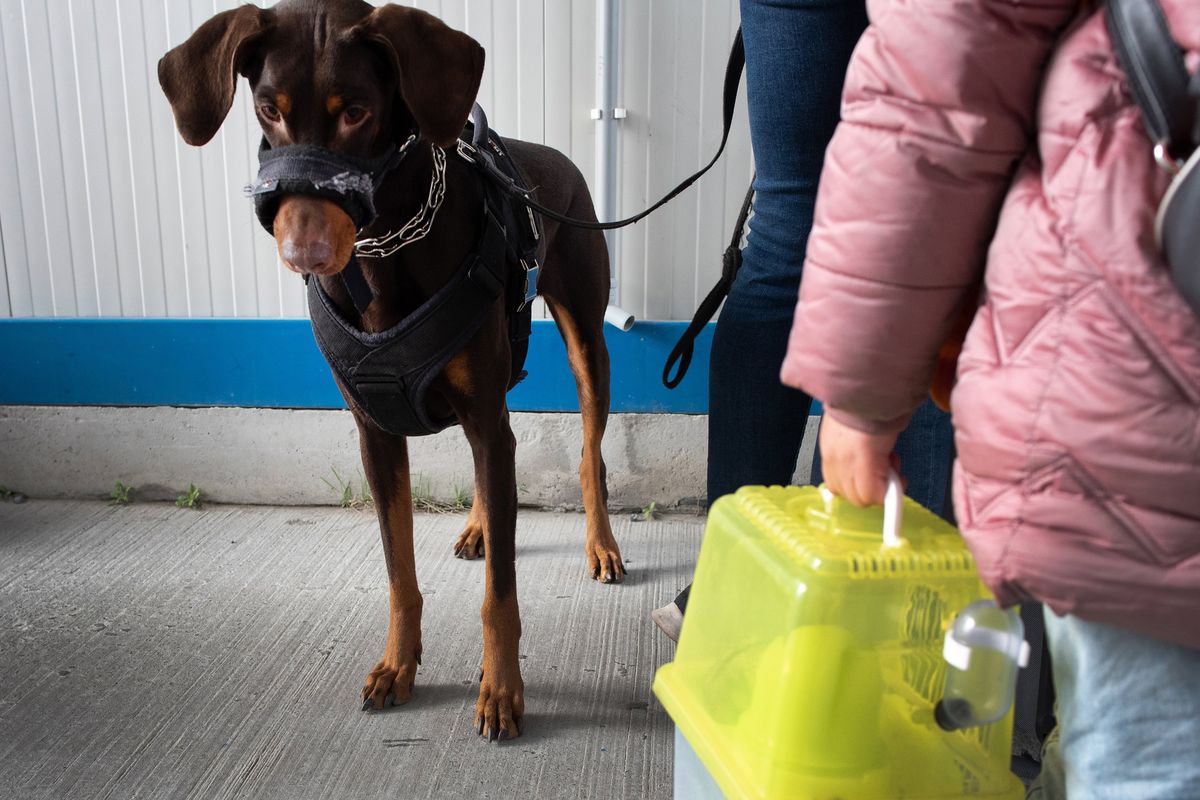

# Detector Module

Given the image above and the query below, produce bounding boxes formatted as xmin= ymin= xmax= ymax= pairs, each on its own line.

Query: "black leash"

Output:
xmin=462 ymin=27 xmax=754 ymax=389
xmin=662 ymin=177 xmax=754 ymax=388
xmin=474 ymin=29 xmax=745 ymax=231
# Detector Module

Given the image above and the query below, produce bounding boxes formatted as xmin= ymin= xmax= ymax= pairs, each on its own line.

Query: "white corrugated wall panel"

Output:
xmin=614 ymin=0 xmax=750 ymax=321
xmin=0 ymin=2 xmax=25 ymax=318
xmin=0 ymin=0 xmax=749 ymax=320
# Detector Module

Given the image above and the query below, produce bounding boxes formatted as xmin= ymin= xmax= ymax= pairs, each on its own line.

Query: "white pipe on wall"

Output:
xmin=596 ymin=0 xmax=636 ymax=332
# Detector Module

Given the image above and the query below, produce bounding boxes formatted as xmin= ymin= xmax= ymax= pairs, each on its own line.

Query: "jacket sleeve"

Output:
xmin=779 ymin=0 xmax=1080 ymax=434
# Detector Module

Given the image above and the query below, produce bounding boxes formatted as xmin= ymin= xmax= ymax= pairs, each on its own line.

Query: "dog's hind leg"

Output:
xmin=453 ymin=500 xmax=486 ymax=560
xmin=541 ymin=254 xmax=626 ymax=583
xmin=354 ymin=418 xmax=423 ymax=710
xmin=503 ymin=139 xmax=624 ymax=582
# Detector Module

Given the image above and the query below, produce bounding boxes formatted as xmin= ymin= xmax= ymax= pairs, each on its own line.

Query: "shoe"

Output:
xmin=651 ymin=601 xmax=684 ymax=642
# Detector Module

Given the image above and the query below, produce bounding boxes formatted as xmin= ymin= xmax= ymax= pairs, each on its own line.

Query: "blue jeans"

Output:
xmin=707 ymin=0 xmax=954 ymax=515
xmin=1027 ymin=611 xmax=1200 ymax=799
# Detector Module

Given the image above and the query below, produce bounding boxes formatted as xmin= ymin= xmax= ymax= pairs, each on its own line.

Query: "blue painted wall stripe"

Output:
xmin=0 ymin=319 xmax=713 ymax=413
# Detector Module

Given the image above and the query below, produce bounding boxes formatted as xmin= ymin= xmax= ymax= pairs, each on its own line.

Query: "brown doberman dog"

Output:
xmin=159 ymin=0 xmax=625 ymax=742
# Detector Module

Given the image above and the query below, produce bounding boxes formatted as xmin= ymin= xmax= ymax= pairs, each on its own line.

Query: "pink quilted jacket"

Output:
xmin=781 ymin=1 xmax=1200 ymax=649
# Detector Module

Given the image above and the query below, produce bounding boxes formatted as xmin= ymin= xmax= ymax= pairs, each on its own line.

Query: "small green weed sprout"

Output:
xmin=322 ymin=467 xmax=373 ymax=509
xmin=453 ymin=483 xmax=472 ymax=511
xmin=109 ymin=481 xmax=134 ymax=505
xmin=411 ymin=474 xmax=438 ymax=512
xmin=176 ymin=484 xmax=203 ymax=509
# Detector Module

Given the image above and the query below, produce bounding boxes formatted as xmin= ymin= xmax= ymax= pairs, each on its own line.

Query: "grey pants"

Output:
xmin=1026 ymin=609 xmax=1200 ymax=799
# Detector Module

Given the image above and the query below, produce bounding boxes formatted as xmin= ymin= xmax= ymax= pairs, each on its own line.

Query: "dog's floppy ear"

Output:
xmin=158 ymin=5 xmax=272 ymax=146
xmin=352 ymin=5 xmax=484 ymax=148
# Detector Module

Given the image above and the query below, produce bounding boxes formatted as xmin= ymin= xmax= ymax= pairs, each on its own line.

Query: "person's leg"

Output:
xmin=707 ymin=316 xmax=811 ymax=504
xmin=708 ymin=0 xmax=868 ymax=507
xmin=1038 ymin=609 xmax=1200 ymax=799
xmin=894 ymin=399 xmax=955 ymax=517
xmin=653 ymin=0 xmax=868 ymax=637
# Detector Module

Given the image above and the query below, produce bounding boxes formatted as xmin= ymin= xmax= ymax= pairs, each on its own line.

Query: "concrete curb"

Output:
xmin=0 ymin=406 xmax=818 ymax=509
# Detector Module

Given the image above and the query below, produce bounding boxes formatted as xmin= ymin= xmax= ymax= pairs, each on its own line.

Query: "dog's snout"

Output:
xmin=274 ymin=196 xmax=358 ymax=276
xmin=281 ymin=238 xmax=334 ymax=273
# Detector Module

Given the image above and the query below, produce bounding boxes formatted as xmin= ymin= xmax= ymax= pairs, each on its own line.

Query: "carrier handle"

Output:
xmin=882 ymin=470 xmax=905 ymax=549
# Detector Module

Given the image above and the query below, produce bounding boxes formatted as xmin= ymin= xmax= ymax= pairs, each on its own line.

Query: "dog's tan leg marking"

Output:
xmin=355 ymin=420 xmax=423 ymax=710
xmin=441 ymin=351 xmax=485 ymax=560
xmin=546 ymin=301 xmax=625 ymax=583
xmin=443 ymin=350 xmax=475 ymax=405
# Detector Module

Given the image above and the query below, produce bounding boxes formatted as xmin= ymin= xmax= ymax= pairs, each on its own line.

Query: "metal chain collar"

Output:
xmin=354 ymin=137 xmax=446 ymax=258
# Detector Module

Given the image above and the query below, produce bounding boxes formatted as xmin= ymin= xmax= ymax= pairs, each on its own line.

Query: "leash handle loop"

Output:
xmin=662 ymin=266 xmax=735 ymax=389
xmin=662 ymin=177 xmax=754 ymax=389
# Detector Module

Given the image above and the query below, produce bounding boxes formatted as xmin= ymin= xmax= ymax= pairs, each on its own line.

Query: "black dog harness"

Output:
xmin=248 ymin=106 xmax=541 ymax=436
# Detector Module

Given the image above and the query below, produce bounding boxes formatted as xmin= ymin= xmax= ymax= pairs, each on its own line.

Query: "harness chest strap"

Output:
xmin=307 ymin=206 xmax=514 ymax=436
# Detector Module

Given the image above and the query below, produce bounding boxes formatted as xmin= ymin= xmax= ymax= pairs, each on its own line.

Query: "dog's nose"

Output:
xmin=275 ymin=196 xmax=357 ymax=275
xmin=281 ymin=239 xmax=335 ymax=273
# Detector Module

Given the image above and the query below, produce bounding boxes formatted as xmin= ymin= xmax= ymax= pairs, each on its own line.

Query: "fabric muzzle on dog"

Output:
xmin=245 ymin=135 xmax=416 ymax=234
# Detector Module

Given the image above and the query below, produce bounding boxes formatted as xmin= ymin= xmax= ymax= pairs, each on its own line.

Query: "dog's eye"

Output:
xmin=259 ymin=104 xmax=282 ymax=123
xmin=343 ymin=106 xmax=369 ymax=126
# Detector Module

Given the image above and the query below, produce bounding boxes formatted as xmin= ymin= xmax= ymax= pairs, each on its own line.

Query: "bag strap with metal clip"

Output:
xmin=1105 ymin=0 xmax=1196 ymax=171
xmin=1106 ymin=0 xmax=1200 ymax=315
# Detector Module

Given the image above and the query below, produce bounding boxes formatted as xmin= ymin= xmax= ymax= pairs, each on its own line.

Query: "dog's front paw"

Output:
xmin=587 ymin=538 xmax=627 ymax=585
xmin=474 ymin=669 xmax=524 ymax=742
xmin=361 ymin=648 xmax=421 ymax=711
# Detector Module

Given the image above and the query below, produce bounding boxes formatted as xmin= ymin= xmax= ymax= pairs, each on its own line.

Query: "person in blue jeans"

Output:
xmin=653 ymin=0 xmax=954 ymax=636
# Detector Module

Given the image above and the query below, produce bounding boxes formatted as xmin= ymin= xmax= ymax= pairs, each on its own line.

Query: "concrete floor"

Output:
xmin=0 ymin=500 xmax=702 ymax=800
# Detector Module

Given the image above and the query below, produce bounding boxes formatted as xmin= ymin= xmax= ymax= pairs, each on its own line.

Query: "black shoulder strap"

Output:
xmin=1193 ymin=71 xmax=1200 ymax=145
xmin=340 ymin=256 xmax=376 ymax=314
xmin=661 ymin=177 xmax=754 ymax=389
xmin=1105 ymin=0 xmax=1196 ymax=157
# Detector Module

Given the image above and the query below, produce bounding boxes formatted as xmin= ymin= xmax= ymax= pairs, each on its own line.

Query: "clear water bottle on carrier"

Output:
xmin=936 ymin=599 xmax=1030 ymax=731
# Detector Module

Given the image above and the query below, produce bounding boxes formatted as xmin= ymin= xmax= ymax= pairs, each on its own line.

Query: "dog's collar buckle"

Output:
xmin=456 ymin=140 xmax=478 ymax=164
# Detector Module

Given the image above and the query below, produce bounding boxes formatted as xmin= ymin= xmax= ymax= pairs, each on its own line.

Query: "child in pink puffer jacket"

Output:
xmin=781 ymin=2 xmax=1200 ymax=797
